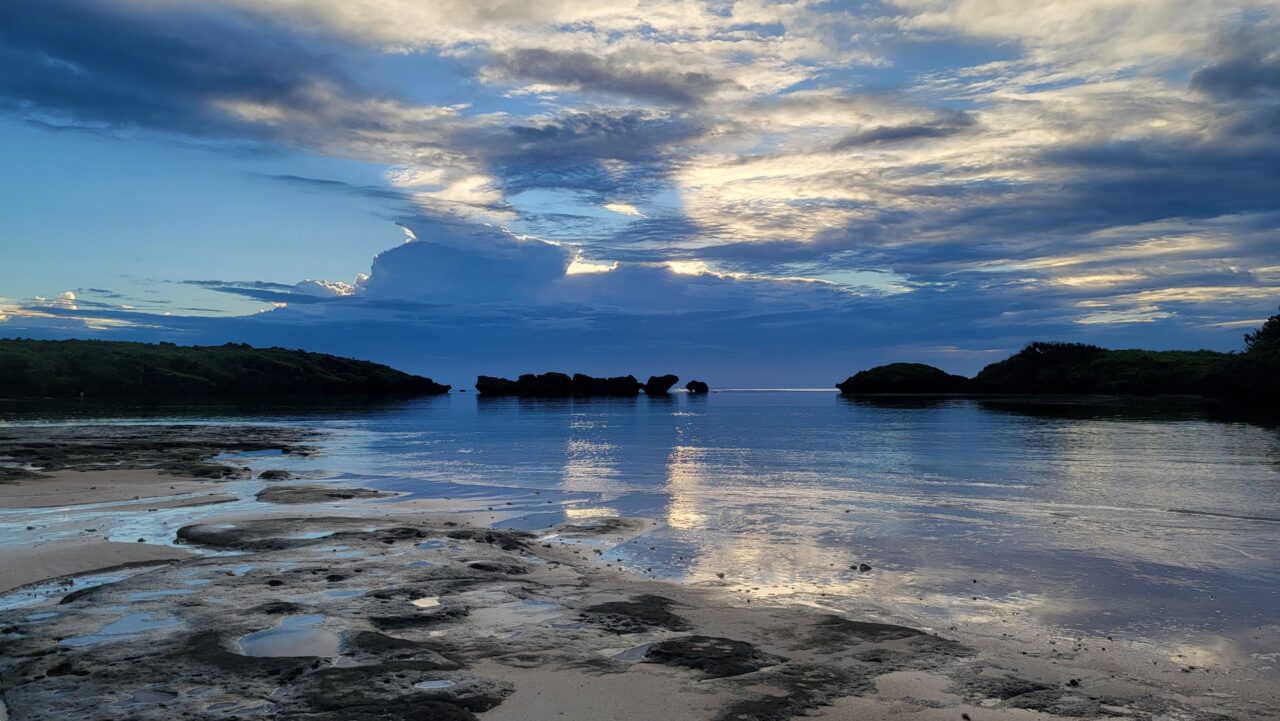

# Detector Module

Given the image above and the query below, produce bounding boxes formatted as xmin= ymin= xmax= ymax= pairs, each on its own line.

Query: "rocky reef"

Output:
xmin=475 ymin=373 xmax=681 ymax=397
xmin=685 ymin=380 xmax=709 ymax=394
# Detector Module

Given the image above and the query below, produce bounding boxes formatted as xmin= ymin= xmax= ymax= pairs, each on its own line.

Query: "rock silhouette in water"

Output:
xmin=476 ymin=373 xmax=643 ymax=396
xmin=573 ymin=374 xmax=644 ymax=396
xmin=685 ymin=380 xmax=709 ymax=394
xmin=643 ymin=374 xmax=679 ymax=395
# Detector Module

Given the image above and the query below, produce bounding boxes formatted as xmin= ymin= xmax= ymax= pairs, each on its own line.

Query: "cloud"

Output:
xmin=5 ymin=0 xmax=1280 ymax=382
xmin=0 ymin=0 xmax=364 ymax=139
xmin=833 ymin=110 xmax=976 ymax=148
xmin=483 ymin=48 xmax=739 ymax=105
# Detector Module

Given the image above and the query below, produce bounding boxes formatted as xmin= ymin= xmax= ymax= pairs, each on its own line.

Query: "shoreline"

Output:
xmin=1 ymin=424 xmax=1277 ymax=720
xmin=6 ymin=505 xmax=1276 ymax=720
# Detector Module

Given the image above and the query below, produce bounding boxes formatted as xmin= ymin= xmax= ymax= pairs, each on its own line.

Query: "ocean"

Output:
xmin=3 ymin=391 xmax=1278 ymax=665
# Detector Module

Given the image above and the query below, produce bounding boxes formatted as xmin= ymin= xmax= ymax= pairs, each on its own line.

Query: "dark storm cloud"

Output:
xmin=1190 ymin=40 xmax=1280 ymax=101
xmin=833 ymin=111 xmax=976 ymax=148
xmin=248 ymin=173 xmax=415 ymax=204
xmin=181 ymin=280 xmax=343 ymax=304
xmin=473 ymin=110 xmax=704 ymax=204
xmin=487 ymin=48 xmax=739 ymax=105
xmin=493 ymin=111 xmax=705 ymax=165
xmin=0 ymin=0 xmax=356 ymax=137
xmin=1190 ymin=36 xmax=1280 ymax=140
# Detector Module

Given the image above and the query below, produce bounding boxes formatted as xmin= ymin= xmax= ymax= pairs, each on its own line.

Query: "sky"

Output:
xmin=1 ymin=0 xmax=1279 ymax=387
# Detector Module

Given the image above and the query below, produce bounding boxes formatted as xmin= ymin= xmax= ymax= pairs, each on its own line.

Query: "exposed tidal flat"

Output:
xmin=0 ymin=393 xmax=1278 ymax=720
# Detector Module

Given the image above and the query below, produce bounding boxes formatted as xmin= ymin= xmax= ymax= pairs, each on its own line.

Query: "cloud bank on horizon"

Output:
xmin=1 ymin=0 xmax=1278 ymax=384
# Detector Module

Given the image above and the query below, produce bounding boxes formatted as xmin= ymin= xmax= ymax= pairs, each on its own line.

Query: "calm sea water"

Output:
xmin=5 ymin=392 xmax=1279 ymax=655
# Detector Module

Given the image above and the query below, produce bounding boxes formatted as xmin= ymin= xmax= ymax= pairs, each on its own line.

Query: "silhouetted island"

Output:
xmin=836 ymin=362 xmax=969 ymax=394
xmin=476 ymin=372 xmax=680 ymax=397
xmin=686 ymin=380 xmax=710 ymax=394
xmin=0 ymin=339 xmax=450 ymax=398
xmin=837 ymin=308 xmax=1280 ymax=404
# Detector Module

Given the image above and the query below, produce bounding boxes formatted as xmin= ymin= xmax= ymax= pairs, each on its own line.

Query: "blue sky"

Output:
xmin=2 ymin=0 xmax=1278 ymax=386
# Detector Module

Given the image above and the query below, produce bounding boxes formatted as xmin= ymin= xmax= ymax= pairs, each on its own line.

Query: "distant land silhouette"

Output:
xmin=3 ymin=307 xmax=1276 ymax=404
xmin=837 ymin=307 xmax=1280 ymax=404
xmin=475 ymin=372 xmax=681 ymax=397
xmin=0 ymin=339 xmax=450 ymax=398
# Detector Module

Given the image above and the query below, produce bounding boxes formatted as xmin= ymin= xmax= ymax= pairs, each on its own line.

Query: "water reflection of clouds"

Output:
xmin=34 ymin=394 xmax=1273 ymax=671
xmin=663 ymin=445 xmax=708 ymax=530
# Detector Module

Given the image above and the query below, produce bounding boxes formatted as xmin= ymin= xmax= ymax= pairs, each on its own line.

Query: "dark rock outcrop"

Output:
xmin=685 ymin=380 xmax=709 ymax=394
xmin=475 ymin=373 xmax=643 ymax=397
xmin=573 ymin=374 xmax=643 ymax=396
xmin=255 ymin=485 xmax=395 ymax=504
xmin=643 ymin=374 xmax=679 ymax=395
xmin=643 ymin=636 xmax=785 ymax=678
xmin=837 ymin=363 xmax=969 ymax=394
xmin=581 ymin=595 xmax=690 ymax=634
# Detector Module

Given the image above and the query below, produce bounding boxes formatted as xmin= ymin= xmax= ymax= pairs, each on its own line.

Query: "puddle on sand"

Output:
xmin=608 ymin=642 xmax=653 ymax=662
xmin=473 ymin=598 xmax=563 ymax=628
xmin=326 ymin=590 xmax=362 ymax=599
xmin=60 ymin=613 xmax=180 ymax=648
xmin=115 ymin=690 xmax=178 ymax=706
xmin=416 ymin=540 xmax=445 ymax=550
xmin=287 ymin=531 xmax=334 ymax=540
xmin=325 ymin=545 xmax=362 ymax=558
xmin=0 ymin=571 xmax=136 ymax=612
xmin=238 ymin=615 xmax=341 ymax=658
xmin=411 ymin=596 xmax=440 ymax=609
xmin=413 ymin=679 xmax=455 ymax=690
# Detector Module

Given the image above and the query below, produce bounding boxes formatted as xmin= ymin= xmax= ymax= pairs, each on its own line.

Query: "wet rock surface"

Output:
xmin=0 ymin=424 xmax=318 ymax=481
xmin=255 ymin=485 xmax=396 ymax=504
xmin=0 ymin=513 xmax=1267 ymax=721
xmin=581 ymin=594 xmax=690 ymax=634
xmin=643 ymin=635 xmax=785 ymax=678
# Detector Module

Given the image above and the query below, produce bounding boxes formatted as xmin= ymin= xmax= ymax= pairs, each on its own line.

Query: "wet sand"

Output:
xmin=0 ymin=540 xmax=191 ymax=595
xmin=0 ymin=469 xmax=220 ymax=509
xmin=1 ymin=425 xmax=1277 ymax=720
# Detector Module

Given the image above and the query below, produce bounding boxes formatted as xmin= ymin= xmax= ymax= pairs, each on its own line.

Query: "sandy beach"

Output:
xmin=1 ymin=424 xmax=1277 ymax=721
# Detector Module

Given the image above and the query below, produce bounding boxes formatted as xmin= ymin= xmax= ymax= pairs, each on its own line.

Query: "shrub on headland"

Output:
xmin=0 ymin=339 xmax=450 ymax=398
xmin=836 ymin=363 xmax=969 ymax=394
xmin=1214 ymin=305 xmax=1280 ymax=403
xmin=836 ymin=306 xmax=1280 ymax=405
xmin=972 ymin=343 xmax=1227 ymax=395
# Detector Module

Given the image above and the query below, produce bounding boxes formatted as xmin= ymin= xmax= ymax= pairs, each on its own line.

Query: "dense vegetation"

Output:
xmin=0 ymin=339 xmax=450 ymax=398
xmin=836 ymin=362 xmax=970 ymax=394
xmin=837 ymin=307 xmax=1280 ymax=405
xmin=972 ymin=343 xmax=1227 ymax=395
